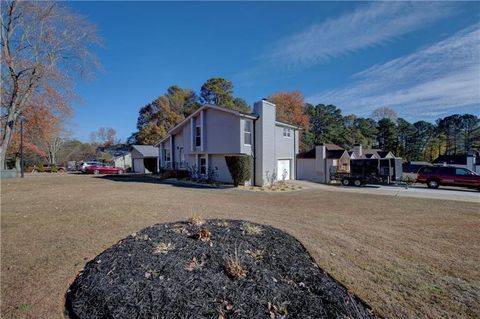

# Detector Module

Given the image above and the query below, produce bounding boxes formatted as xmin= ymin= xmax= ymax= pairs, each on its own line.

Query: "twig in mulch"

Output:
xmin=267 ymin=302 xmax=288 ymax=319
xmin=185 ymin=254 xmax=208 ymax=272
xmin=187 ymin=214 xmax=205 ymax=226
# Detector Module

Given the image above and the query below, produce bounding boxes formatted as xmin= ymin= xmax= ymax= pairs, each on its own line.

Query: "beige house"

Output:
xmin=113 ymin=153 xmax=132 ymax=170
xmin=297 ymin=144 xmax=354 ymax=183
xmin=351 ymin=144 xmax=395 ymax=159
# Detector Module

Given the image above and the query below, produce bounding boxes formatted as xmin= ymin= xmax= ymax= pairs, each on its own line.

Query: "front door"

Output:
xmin=277 ymin=159 xmax=291 ymax=180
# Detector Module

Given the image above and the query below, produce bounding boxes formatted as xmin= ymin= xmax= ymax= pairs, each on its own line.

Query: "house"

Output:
xmin=297 ymin=143 xmax=397 ymax=183
xmin=297 ymin=144 xmax=353 ymax=183
xmin=113 ymin=152 xmax=132 ymax=170
xmin=351 ymin=144 xmax=395 ymax=159
xmin=131 ymin=145 xmax=159 ymax=173
xmin=158 ymin=100 xmax=300 ymax=186
xmin=432 ymin=152 xmax=479 ymax=173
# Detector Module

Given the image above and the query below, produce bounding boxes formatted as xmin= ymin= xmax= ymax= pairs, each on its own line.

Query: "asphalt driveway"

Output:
xmin=292 ymin=180 xmax=480 ymax=203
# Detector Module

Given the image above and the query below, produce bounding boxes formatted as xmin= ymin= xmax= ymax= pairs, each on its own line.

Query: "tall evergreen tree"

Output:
xmin=305 ymin=104 xmax=346 ymax=147
xmin=377 ymin=118 xmax=398 ymax=151
xmin=200 ymin=78 xmax=250 ymax=112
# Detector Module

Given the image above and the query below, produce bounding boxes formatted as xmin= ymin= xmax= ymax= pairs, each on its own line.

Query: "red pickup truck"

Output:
xmin=417 ymin=166 xmax=480 ymax=190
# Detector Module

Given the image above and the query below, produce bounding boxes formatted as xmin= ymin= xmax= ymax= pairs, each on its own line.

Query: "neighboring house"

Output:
xmin=297 ymin=144 xmax=354 ymax=183
xmin=114 ymin=152 xmax=132 ymax=170
xmin=351 ymin=144 xmax=395 ymax=159
xmin=432 ymin=152 xmax=479 ymax=174
xmin=158 ymin=100 xmax=300 ymax=186
xmin=297 ymin=143 xmax=396 ymax=183
xmin=131 ymin=145 xmax=159 ymax=173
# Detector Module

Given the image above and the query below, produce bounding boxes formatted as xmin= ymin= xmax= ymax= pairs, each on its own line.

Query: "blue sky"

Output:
xmin=69 ymin=1 xmax=480 ymax=142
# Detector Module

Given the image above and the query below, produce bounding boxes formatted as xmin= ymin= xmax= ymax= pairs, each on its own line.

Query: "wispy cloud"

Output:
xmin=265 ymin=2 xmax=455 ymax=70
xmin=307 ymin=25 xmax=480 ymax=119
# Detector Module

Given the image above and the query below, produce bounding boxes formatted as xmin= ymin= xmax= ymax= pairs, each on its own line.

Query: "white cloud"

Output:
xmin=265 ymin=2 xmax=455 ymax=69
xmin=307 ymin=25 xmax=480 ymax=119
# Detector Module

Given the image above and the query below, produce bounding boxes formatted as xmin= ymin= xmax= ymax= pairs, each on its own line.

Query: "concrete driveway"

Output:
xmin=292 ymin=180 xmax=480 ymax=203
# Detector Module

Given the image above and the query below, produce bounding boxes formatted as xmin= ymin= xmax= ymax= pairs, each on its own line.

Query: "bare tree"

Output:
xmin=0 ymin=1 xmax=100 ymax=169
xmin=371 ymin=107 xmax=398 ymax=122
xmin=90 ymin=127 xmax=118 ymax=147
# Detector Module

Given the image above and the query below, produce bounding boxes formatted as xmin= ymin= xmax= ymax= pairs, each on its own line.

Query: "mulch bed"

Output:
xmin=65 ymin=219 xmax=375 ymax=319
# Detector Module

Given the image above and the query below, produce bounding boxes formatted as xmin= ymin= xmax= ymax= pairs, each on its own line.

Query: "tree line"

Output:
xmin=131 ymin=80 xmax=479 ymax=162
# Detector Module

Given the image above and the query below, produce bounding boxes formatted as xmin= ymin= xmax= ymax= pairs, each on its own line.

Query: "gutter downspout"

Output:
xmin=294 ymin=130 xmax=297 ymax=180
xmin=253 ymin=118 xmax=257 ymax=186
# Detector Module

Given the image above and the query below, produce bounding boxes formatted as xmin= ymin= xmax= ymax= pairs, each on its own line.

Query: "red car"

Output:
xmin=417 ymin=166 xmax=480 ymax=190
xmin=85 ymin=164 xmax=125 ymax=175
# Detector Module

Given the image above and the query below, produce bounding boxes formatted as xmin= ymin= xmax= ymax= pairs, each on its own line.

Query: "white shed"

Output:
xmin=131 ymin=145 xmax=159 ymax=174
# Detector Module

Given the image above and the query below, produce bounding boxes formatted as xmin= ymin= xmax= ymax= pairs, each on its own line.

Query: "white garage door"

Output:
xmin=277 ymin=159 xmax=291 ymax=180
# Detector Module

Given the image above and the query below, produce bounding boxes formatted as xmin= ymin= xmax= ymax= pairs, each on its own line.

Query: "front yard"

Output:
xmin=1 ymin=174 xmax=479 ymax=318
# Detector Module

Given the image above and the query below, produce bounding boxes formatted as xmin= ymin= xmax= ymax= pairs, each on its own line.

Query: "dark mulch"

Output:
xmin=65 ymin=219 xmax=376 ymax=319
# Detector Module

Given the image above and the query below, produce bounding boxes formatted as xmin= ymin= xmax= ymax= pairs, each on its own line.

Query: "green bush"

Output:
xmin=50 ymin=164 xmax=58 ymax=173
xmin=37 ymin=163 xmax=45 ymax=172
xmin=225 ymin=155 xmax=252 ymax=187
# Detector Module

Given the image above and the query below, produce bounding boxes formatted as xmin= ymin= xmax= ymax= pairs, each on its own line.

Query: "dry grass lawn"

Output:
xmin=1 ymin=174 xmax=479 ymax=319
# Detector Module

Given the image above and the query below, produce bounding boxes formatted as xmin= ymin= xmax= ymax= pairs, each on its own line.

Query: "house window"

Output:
xmin=179 ymin=147 xmax=185 ymax=161
xmin=163 ymin=149 xmax=171 ymax=162
xmin=283 ymin=128 xmax=291 ymax=138
xmin=195 ymin=125 xmax=201 ymax=147
xmin=243 ymin=120 xmax=252 ymax=145
xmin=199 ymin=155 xmax=207 ymax=175
xmin=179 ymin=147 xmax=185 ymax=168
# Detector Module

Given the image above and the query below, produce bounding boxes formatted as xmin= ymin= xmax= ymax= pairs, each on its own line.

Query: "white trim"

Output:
xmin=275 ymin=121 xmax=300 ymax=130
xmin=243 ymin=119 xmax=252 ymax=146
xmin=169 ymin=135 xmax=173 ymax=162
xmin=200 ymin=110 xmax=204 ymax=151
xmin=190 ymin=118 xmax=194 ymax=151
xmin=195 ymin=122 xmax=202 ymax=149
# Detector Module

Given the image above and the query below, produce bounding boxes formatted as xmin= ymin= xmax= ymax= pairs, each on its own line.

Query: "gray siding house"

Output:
xmin=131 ymin=145 xmax=159 ymax=173
xmin=158 ymin=100 xmax=299 ymax=186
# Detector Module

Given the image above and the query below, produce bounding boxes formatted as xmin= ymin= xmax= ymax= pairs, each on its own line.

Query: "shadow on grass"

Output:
xmin=95 ymin=174 xmax=232 ymax=190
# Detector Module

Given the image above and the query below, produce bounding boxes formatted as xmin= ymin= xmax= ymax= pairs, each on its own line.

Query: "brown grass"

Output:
xmin=1 ymin=174 xmax=479 ymax=319
xmin=187 ymin=214 xmax=205 ymax=226
xmin=242 ymin=222 xmax=263 ymax=236
xmin=225 ymin=256 xmax=247 ymax=280
xmin=245 ymin=248 xmax=267 ymax=260
xmin=152 ymin=242 xmax=175 ymax=254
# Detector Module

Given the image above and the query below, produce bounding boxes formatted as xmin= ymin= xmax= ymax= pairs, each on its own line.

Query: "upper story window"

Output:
xmin=195 ymin=125 xmax=201 ymax=147
xmin=283 ymin=128 xmax=291 ymax=138
xmin=243 ymin=120 xmax=252 ymax=145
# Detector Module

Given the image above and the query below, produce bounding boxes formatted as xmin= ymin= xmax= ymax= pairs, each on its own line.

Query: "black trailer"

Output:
xmin=337 ymin=158 xmax=403 ymax=186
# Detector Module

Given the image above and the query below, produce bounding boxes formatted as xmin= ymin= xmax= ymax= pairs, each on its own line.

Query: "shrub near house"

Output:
xmin=225 ymin=155 xmax=252 ymax=187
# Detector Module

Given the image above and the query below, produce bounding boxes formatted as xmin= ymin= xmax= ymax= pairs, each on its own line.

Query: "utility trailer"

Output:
xmin=335 ymin=158 xmax=403 ymax=187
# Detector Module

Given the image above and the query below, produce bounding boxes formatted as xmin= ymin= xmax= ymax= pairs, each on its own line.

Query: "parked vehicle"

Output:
xmin=417 ymin=166 xmax=480 ymax=190
xmin=336 ymin=158 xmax=403 ymax=187
xmin=77 ymin=161 xmax=102 ymax=172
xmin=85 ymin=163 xmax=125 ymax=175
xmin=43 ymin=164 xmax=66 ymax=172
